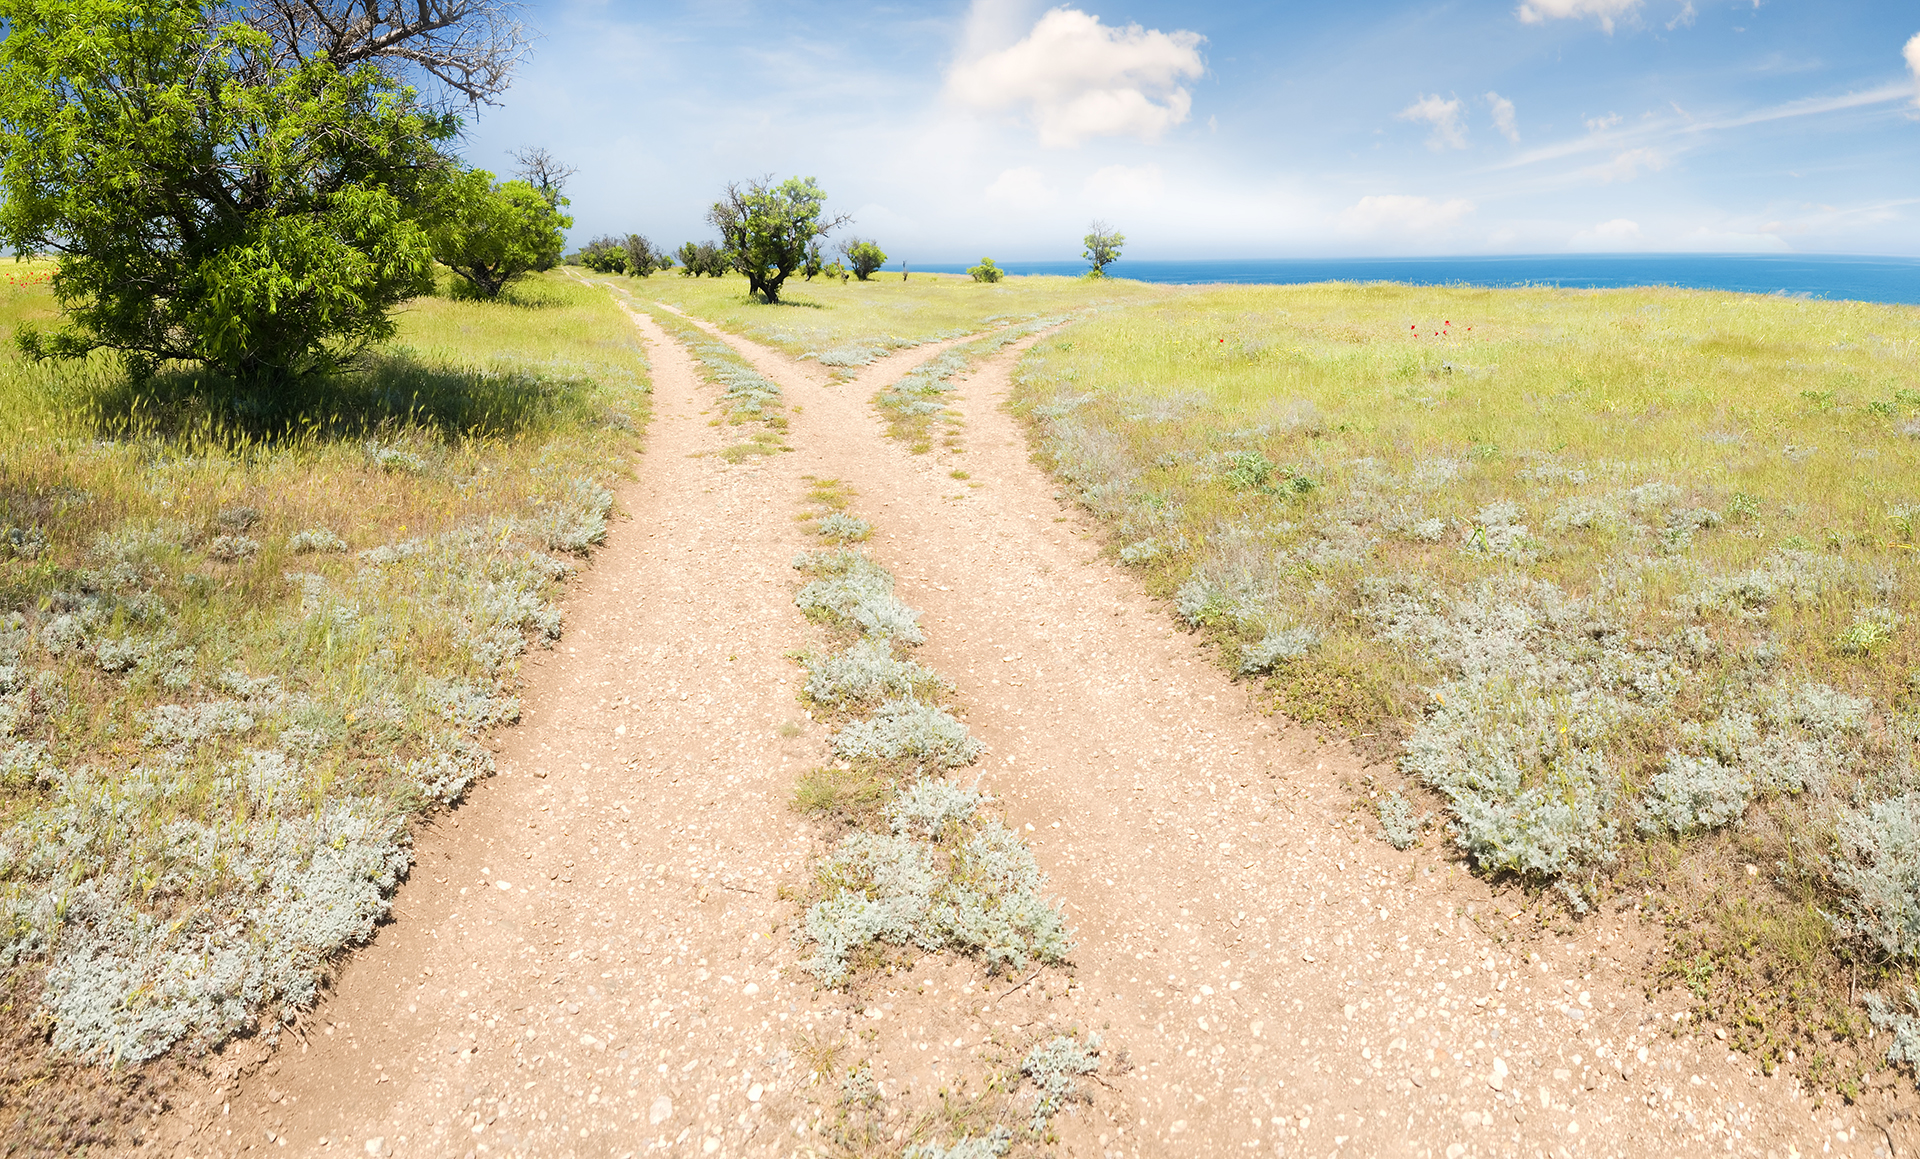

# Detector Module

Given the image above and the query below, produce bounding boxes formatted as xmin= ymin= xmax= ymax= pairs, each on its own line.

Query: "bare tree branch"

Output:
xmin=510 ymin=146 xmax=575 ymax=202
xmin=229 ymin=0 xmax=532 ymax=106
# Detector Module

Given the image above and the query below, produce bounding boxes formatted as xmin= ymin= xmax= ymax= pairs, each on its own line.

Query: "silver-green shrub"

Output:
xmin=1021 ymin=1034 xmax=1101 ymax=1131
xmin=1377 ymin=791 xmax=1425 ymax=849
xmin=288 ymin=527 xmax=348 ymax=553
xmin=1 ymin=502 xmax=586 ymax=1063
xmin=3 ymin=756 xmax=410 ymax=1063
xmin=1864 ymin=990 xmax=1920 ymax=1080
xmin=1637 ymin=753 xmax=1752 ymax=835
xmin=815 ymin=513 xmax=872 ymax=543
xmin=832 ymin=698 xmax=982 ymax=769
xmin=688 ymin=339 xmax=782 ymax=417
xmin=888 ymin=779 xmax=984 ymax=840
xmin=365 ymin=442 xmax=428 ymax=474
xmin=802 ymin=783 xmax=1069 ymax=984
xmin=1829 ymin=793 xmax=1920 ymax=959
xmin=207 ymin=534 xmax=260 ymax=562
xmin=905 ymin=1128 xmax=1012 ymax=1159
xmin=529 ymin=476 xmax=613 ymax=555
xmin=794 ymin=549 xmax=925 ymax=643
xmin=794 ymin=523 xmax=1066 ymax=992
xmin=803 ymin=638 xmax=946 ymax=711
xmin=1238 ymin=627 xmax=1319 ymax=675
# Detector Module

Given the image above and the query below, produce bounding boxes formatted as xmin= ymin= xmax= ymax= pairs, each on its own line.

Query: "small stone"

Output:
xmin=743 ymin=982 xmax=759 ymax=996
xmin=495 ymin=880 xmax=512 ymax=891
xmin=702 ymin=1138 xmax=721 ymax=1154
xmin=648 ymin=1096 xmax=673 ymax=1125
xmin=748 ymin=1083 xmax=764 ymax=1103
xmin=364 ymin=1139 xmax=385 ymax=1157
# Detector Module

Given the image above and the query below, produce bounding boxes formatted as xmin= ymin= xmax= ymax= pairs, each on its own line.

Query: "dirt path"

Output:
xmin=143 ymin=306 xmax=1892 ymax=1159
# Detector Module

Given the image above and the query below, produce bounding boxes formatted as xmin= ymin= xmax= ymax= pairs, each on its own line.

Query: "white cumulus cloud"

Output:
xmin=1486 ymin=92 xmax=1520 ymax=143
xmin=1397 ymin=94 xmax=1467 ymax=150
xmin=1569 ymin=218 xmax=1643 ymax=250
xmin=1337 ymin=194 xmax=1475 ymax=236
xmin=948 ymin=7 xmax=1206 ymax=148
xmin=1517 ymin=0 xmax=1641 ymax=33
xmin=1906 ymin=31 xmax=1920 ymax=106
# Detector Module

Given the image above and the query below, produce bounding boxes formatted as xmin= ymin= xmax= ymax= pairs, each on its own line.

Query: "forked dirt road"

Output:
xmin=146 ymin=302 xmax=1895 ymax=1158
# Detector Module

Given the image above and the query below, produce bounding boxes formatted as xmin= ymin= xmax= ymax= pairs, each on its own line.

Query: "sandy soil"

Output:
xmin=137 ymin=300 xmax=1906 ymax=1159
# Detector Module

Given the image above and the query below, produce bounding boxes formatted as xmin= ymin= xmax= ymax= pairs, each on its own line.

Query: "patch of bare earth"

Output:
xmin=134 ymin=305 xmax=1905 ymax=1159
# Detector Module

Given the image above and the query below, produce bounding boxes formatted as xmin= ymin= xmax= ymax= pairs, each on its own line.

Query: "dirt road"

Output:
xmin=145 ymin=301 xmax=1892 ymax=1158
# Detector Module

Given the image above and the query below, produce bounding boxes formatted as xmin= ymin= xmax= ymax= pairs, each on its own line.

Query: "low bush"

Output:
xmin=1021 ymin=1034 xmax=1101 ymax=1131
xmin=832 ymin=697 xmax=981 ymax=769
xmin=802 ymin=637 xmax=946 ymax=712
xmin=793 ymin=549 xmax=925 ymax=643
xmin=800 ymin=784 xmax=1071 ymax=984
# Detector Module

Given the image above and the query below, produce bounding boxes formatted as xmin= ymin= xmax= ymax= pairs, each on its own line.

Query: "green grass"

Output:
xmin=601 ymin=268 xmax=1168 ymax=369
xmin=1010 ymin=279 xmax=1920 ymax=1089
xmin=0 ymin=267 xmax=647 ymax=1137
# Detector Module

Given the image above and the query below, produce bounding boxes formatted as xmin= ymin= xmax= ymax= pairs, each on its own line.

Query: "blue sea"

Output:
xmin=909 ymin=254 xmax=1920 ymax=306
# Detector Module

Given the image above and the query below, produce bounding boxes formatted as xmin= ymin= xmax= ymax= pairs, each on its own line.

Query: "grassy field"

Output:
xmin=0 ymin=267 xmax=647 ymax=1144
xmin=611 ymin=268 xmax=1167 ymax=369
xmin=10 ymin=257 xmax=1920 ymax=1114
xmin=1009 ymin=281 xmax=1920 ymax=1091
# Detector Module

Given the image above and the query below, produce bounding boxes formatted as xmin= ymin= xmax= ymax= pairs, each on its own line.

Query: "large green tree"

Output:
xmin=428 ymin=170 xmax=569 ymax=298
xmin=0 ymin=0 xmax=463 ymax=389
xmin=707 ymin=176 xmax=849 ymax=304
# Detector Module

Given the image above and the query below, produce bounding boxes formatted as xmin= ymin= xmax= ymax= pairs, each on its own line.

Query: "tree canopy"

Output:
xmin=968 ymin=257 xmax=1004 ymax=283
xmin=707 ymin=176 xmax=849 ymax=304
xmin=428 ymin=170 xmax=570 ymax=298
xmin=677 ymin=241 xmax=727 ymax=277
xmin=841 ymin=238 xmax=887 ymax=281
xmin=1084 ymin=220 xmax=1125 ymax=276
xmin=0 ymin=0 xmax=458 ymax=389
xmin=239 ymin=0 xmax=530 ymax=107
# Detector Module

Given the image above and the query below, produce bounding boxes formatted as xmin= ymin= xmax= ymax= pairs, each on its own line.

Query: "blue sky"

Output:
xmin=461 ymin=1 xmax=1920 ymax=261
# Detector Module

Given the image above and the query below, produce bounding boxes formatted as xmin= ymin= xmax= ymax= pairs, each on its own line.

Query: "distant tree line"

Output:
xmin=572 ymin=234 xmax=670 ymax=277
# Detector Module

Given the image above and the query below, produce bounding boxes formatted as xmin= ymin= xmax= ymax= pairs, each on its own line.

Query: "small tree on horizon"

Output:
xmin=1083 ymin=220 xmax=1124 ymax=277
xmin=576 ymin=235 xmax=627 ymax=273
xmin=841 ymin=237 xmax=886 ymax=281
xmin=707 ymin=176 xmax=850 ymax=304
xmin=677 ymin=241 xmax=726 ymax=277
xmin=429 ymin=171 xmax=571 ymax=298
xmin=622 ymin=233 xmax=667 ymax=277
xmin=968 ymin=257 xmax=1003 ymax=283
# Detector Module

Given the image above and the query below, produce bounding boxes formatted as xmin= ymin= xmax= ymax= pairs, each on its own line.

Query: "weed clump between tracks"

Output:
xmin=787 ymin=493 xmax=1069 ymax=988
